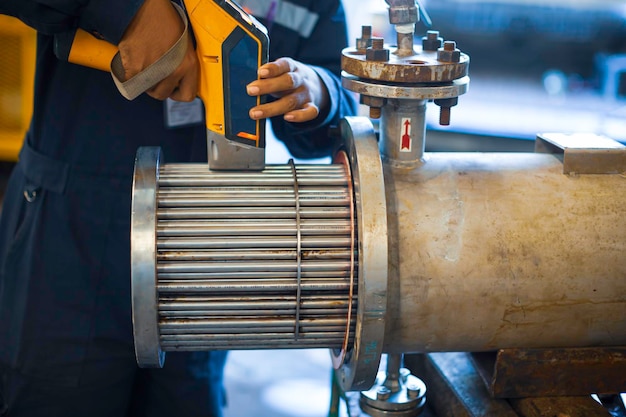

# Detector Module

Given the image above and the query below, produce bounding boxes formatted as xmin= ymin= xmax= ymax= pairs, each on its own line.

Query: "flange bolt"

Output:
xmin=377 ymin=386 xmax=391 ymax=401
xmin=356 ymin=25 xmax=373 ymax=52
xmin=366 ymin=38 xmax=390 ymax=62
xmin=434 ymin=97 xmax=459 ymax=126
xmin=422 ymin=30 xmax=443 ymax=51
xmin=437 ymin=40 xmax=461 ymax=63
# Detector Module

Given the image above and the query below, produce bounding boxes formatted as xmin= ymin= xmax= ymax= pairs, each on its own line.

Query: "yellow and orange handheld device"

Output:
xmin=54 ymin=0 xmax=269 ymax=170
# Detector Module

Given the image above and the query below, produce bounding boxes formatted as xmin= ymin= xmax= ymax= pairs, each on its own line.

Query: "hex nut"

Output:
xmin=376 ymin=387 xmax=391 ymax=401
xmin=434 ymin=97 xmax=459 ymax=108
xmin=399 ymin=368 xmax=411 ymax=383
xmin=357 ymin=38 xmax=372 ymax=51
xmin=360 ymin=95 xmax=386 ymax=108
xmin=389 ymin=1 xmax=418 ymax=25
xmin=366 ymin=46 xmax=390 ymax=62
xmin=407 ymin=385 xmax=421 ymax=399
xmin=389 ymin=8 xmax=418 ymax=25
xmin=356 ymin=25 xmax=373 ymax=52
xmin=360 ymin=95 xmax=387 ymax=119
xmin=422 ymin=31 xmax=443 ymax=51
xmin=437 ymin=46 xmax=461 ymax=63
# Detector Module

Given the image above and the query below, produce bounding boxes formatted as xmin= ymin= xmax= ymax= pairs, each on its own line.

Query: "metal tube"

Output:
xmin=160 ymin=317 xmax=348 ymax=329
xmin=158 ymin=308 xmax=352 ymax=317
xmin=159 ymin=294 xmax=353 ymax=304
xmin=157 ymin=260 xmax=351 ymax=273
xmin=160 ymin=333 xmax=355 ymax=341
xmin=157 ymin=249 xmax=353 ymax=261
xmin=157 ymin=279 xmax=352 ymax=294
xmin=158 ymin=196 xmax=350 ymax=207
xmin=160 ymin=340 xmax=350 ymax=350
xmin=157 ymin=237 xmax=353 ymax=249
xmin=158 ymin=177 xmax=347 ymax=187
xmin=157 ymin=269 xmax=352 ymax=279
xmin=158 ymin=207 xmax=350 ymax=219
xmin=156 ymin=220 xmax=351 ymax=236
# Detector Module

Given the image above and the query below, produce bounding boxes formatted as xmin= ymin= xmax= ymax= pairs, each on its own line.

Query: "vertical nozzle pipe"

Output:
xmin=379 ymin=98 xmax=427 ymax=167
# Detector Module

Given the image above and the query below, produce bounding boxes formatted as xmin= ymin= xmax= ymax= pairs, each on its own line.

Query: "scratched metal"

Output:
xmin=382 ymin=152 xmax=626 ymax=353
xmin=341 ymin=46 xmax=469 ymax=84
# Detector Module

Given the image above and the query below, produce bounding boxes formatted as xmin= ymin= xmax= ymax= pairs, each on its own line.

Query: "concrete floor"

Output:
xmin=223 ymin=349 xmax=342 ymax=417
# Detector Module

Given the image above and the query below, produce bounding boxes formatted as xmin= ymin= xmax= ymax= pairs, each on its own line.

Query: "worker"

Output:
xmin=0 ymin=0 xmax=357 ymax=415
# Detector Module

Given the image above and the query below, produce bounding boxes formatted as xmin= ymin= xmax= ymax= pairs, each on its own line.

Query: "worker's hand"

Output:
xmin=246 ymin=58 xmax=330 ymax=123
xmin=117 ymin=0 xmax=198 ymax=101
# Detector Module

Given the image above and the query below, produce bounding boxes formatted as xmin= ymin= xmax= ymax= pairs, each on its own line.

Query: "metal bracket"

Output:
xmin=535 ymin=133 xmax=626 ymax=175
xmin=472 ymin=347 xmax=626 ymax=399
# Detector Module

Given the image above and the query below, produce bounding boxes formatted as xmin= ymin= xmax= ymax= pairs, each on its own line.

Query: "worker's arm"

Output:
xmin=0 ymin=0 xmax=197 ymax=101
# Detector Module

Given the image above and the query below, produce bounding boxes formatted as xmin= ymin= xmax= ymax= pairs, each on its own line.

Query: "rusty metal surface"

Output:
xmin=473 ymin=347 xmax=626 ymax=399
xmin=405 ymin=353 xmax=519 ymax=417
xmin=341 ymin=46 xmax=468 ymax=83
xmin=535 ymin=133 xmax=626 ymax=175
xmin=382 ymin=152 xmax=626 ymax=354
xmin=510 ymin=397 xmax=611 ymax=417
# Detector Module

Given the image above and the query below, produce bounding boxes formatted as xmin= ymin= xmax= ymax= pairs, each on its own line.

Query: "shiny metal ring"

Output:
xmin=131 ymin=147 xmax=165 ymax=368
xmin=333 ymin=116 xmax=388 ymax=391
xmin=289 ymin=158 xmax=303 ymax=340
xmin=342 ymin=72 xmax=469 ymax=100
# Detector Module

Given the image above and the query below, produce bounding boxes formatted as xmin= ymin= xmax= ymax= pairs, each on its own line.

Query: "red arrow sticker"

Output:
xmin=400 ymin=118 xmax=412 ymax=152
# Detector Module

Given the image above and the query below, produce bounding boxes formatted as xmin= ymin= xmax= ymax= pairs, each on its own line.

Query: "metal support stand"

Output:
xmin=404 ymin=353 xmax=619 ymax=417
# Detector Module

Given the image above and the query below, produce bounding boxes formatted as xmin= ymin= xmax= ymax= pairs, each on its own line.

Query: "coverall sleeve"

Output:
xmin=0 ymin=0 xmax=144 ymax=44
xmin=269 ymin=0 xmax=358 ymax=159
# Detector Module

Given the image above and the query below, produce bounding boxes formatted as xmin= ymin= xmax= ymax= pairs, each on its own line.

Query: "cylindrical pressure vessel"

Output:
xmin=382 ymin=152 xmax=626 ymax=353
xmin=130 ymin=118 xmax=626 ymax=391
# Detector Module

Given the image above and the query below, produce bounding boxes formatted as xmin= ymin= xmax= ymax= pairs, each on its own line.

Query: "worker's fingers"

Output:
xmin=284 ymin=102 xmax=320 ymax=123
xmin=149 ymin=38 xmax=199 ymax=102
xmin=169 ymin=73 xmax=198 ymax=102
xmin=247 ymin=71 xmax=302 ymax=98
xmin=249 ymin=87 xmax=317 ymax=121
xmin=257 ymin=57 xmax=298 ymax=79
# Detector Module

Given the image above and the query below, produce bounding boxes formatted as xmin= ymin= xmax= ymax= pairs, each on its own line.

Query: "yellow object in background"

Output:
xmin=0 ymin=15 xmax=35 ymax=161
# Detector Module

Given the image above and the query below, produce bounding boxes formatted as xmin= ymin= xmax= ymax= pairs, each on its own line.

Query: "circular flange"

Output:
xmin=332 ymin=116 xmax=388 ymax=391
xmin=360 ymin=371 xmax=427 ymax=417
xmin=342 ymin=72 xmax=469 ymax=100
xmin=131 ymin=146 xmax=165 ymax=368
xmin=342 ymin=46 xmax=469 ymax=84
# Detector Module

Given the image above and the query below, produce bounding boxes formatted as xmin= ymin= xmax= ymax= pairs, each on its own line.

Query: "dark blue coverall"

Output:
xmin=0 ymin=0 xmax=357 ymax=414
